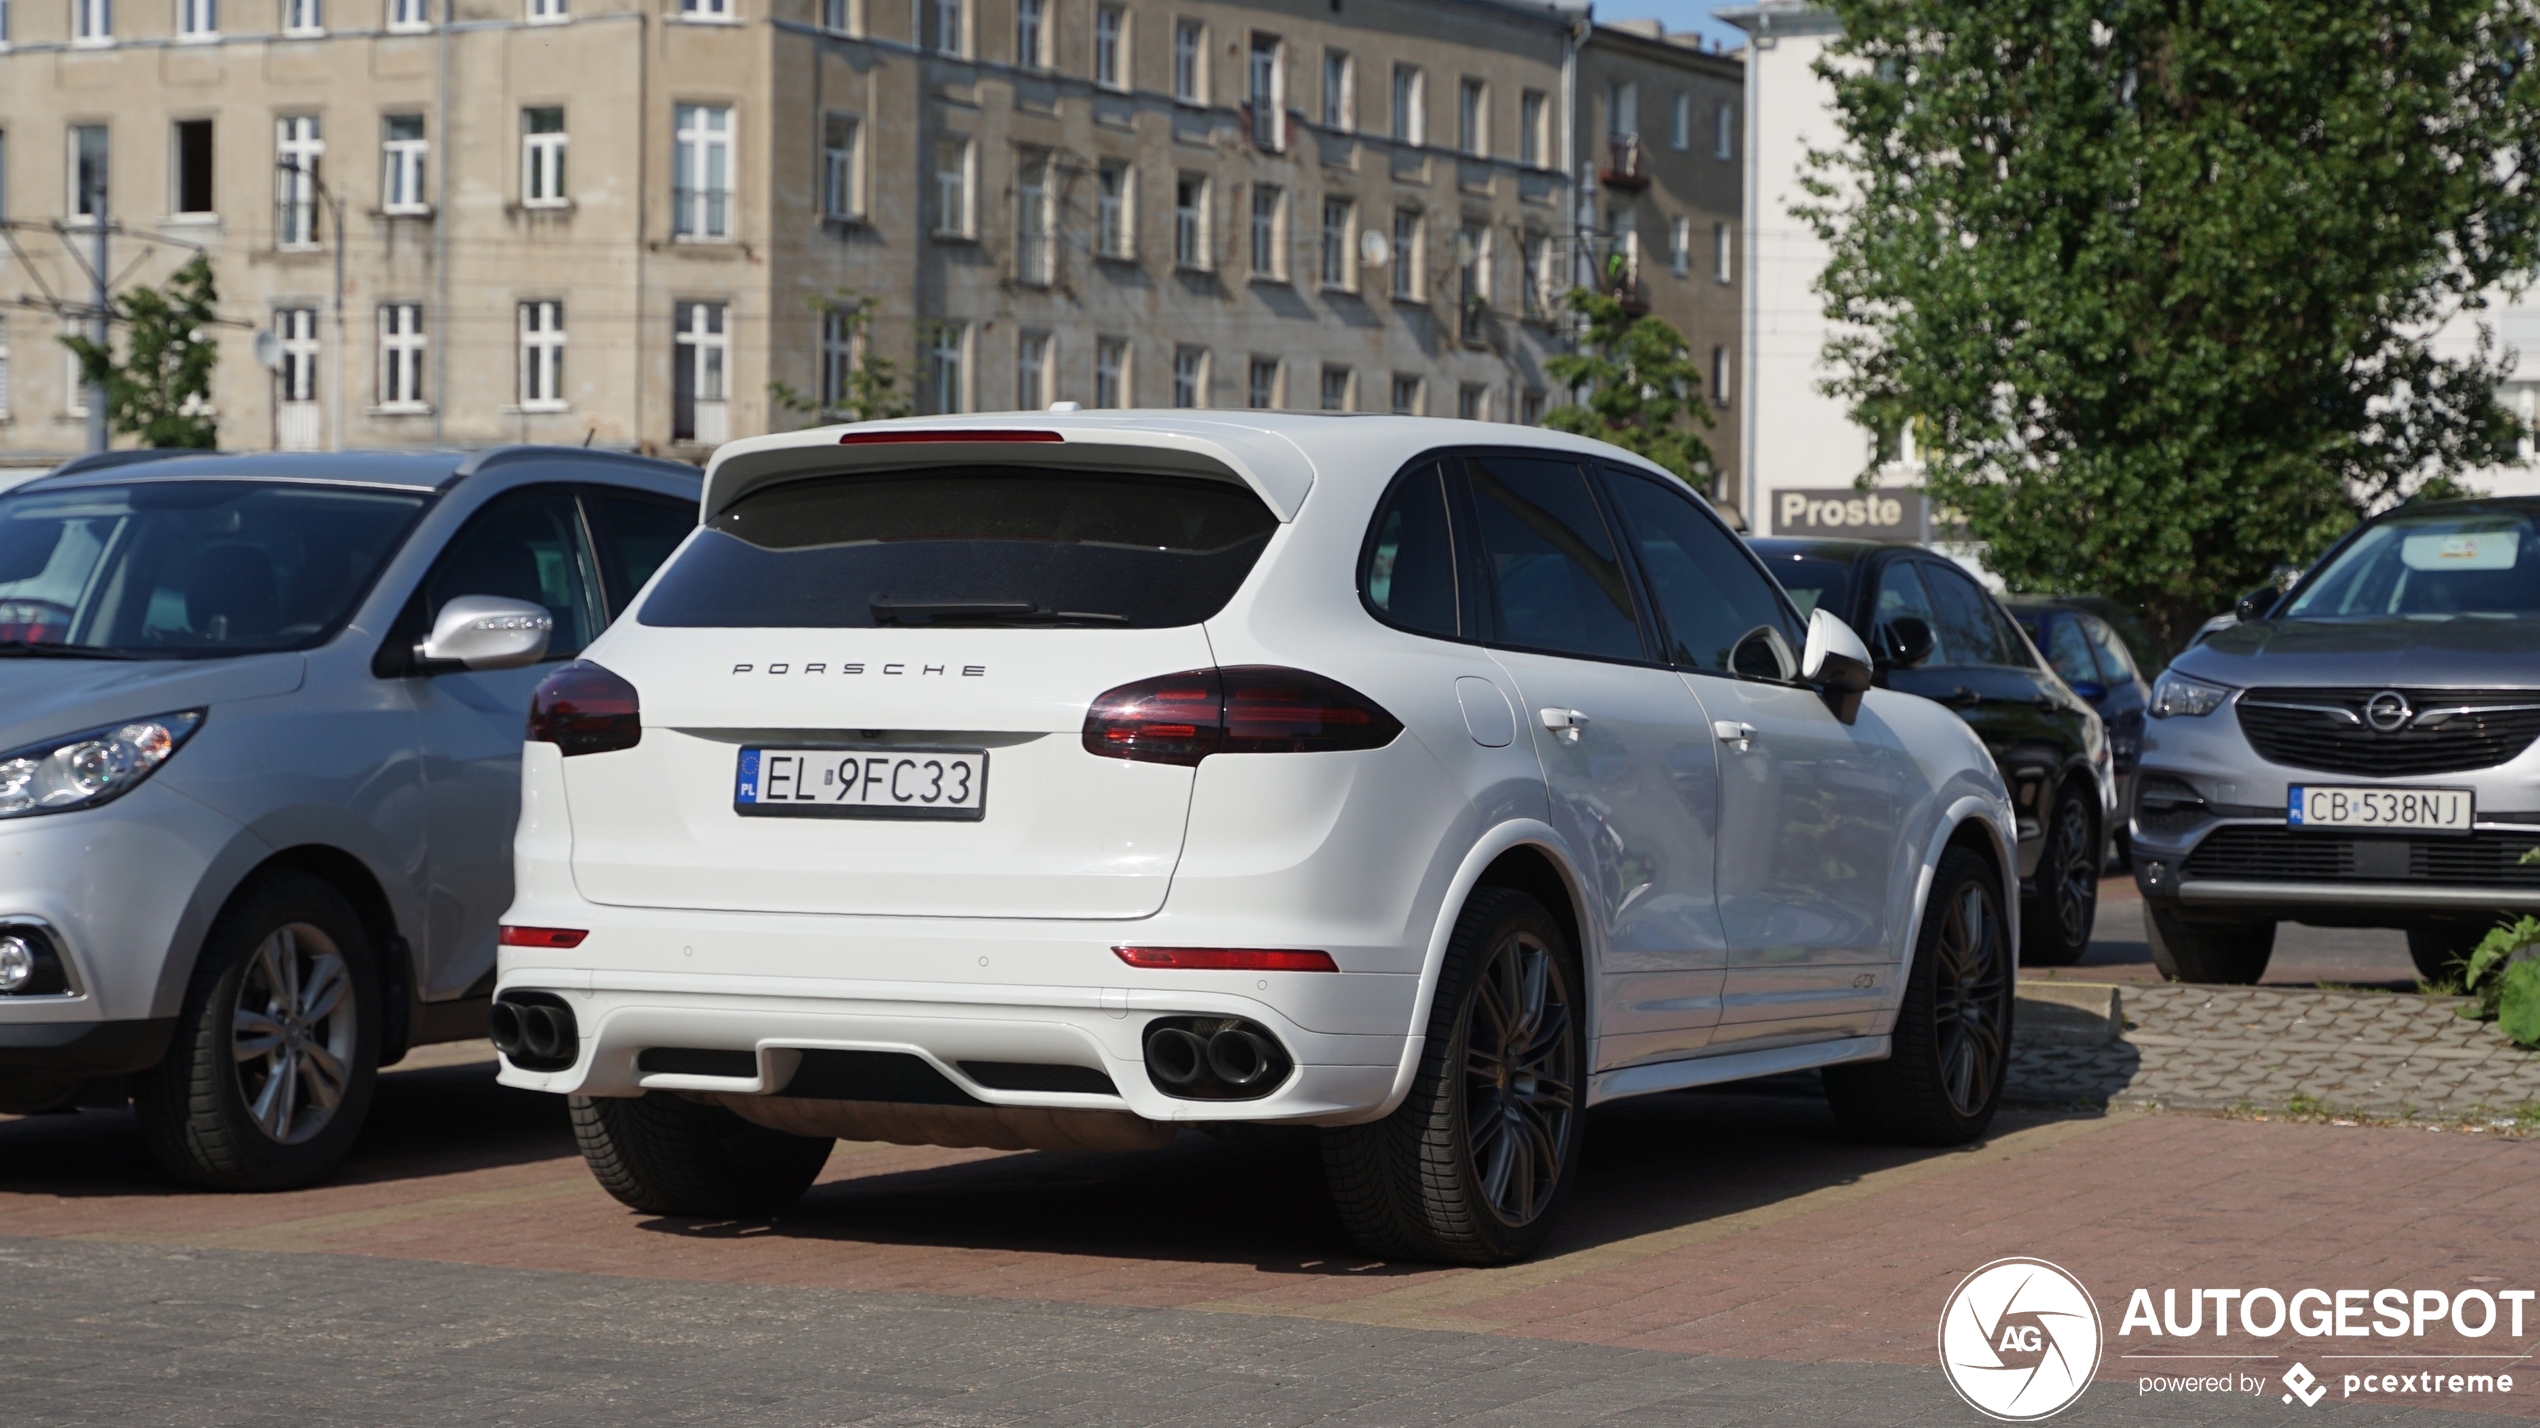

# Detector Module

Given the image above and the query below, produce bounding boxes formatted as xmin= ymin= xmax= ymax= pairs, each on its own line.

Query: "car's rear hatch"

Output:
xmin=562 ymin=432 xmax=1293 ymax=920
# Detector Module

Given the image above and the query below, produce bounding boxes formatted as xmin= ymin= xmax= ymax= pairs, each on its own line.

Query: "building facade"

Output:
xmin=0 ymin=0 xmax=1741 ymax=468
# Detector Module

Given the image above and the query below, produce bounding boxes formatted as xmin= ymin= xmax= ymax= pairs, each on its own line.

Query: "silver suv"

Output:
xmin=2133 ymin=497 xmax=2540 ymax=983
xmin=0 ymin=447 xmax=697 ymax=1189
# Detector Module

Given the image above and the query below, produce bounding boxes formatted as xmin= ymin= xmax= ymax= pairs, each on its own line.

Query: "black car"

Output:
xmin=2002 ymin=596 xmax=2156 ymax=864
xmin=1749 ymin=538 xmax=2116 ymax=965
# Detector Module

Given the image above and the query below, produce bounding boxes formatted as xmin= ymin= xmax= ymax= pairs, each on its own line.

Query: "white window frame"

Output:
xmin=1172 ymin=345 xmax=1206 ymax=408
xmin=517 ymin=299 xmax=566 ymax=410
xmin=71 ymin=0 xmax=110 ymax=44
xmin=522 ymin=107 xmax=567 ymax=207
xmin=68 ymin=125 xmax=109 ymax=225
xmin=1391 ymin=207 xmax=1422 ymax=301
xmin=819 ymin=307 xmax=855 ymax=410
xmin=275 ymin=307 xmax=320 ymax=405
xmin=282 ymin=0 xmax=321 ymax=34
xmin=0 ymin=317 xmax=11 ymax=421
xmin=1016 ymin=148 xmax=1055 ymax=285
xmin=1322 ymin=49 xmax=1352 ymax=131
xmin=1319 ymin=195 xmax=1353 ymax=290
xmin=65 ymin=344 xmax=88 ymax=418
xmin=934 ymin=133 xmax=975 ymax=238
xmin=275 ymin=116 xmax=322 ymax=248
xmin=1096 ymin=160 xmax=1134 ymax=258
xmin=1015 ymin=328 xmax=1050 ymax=410
xmin=672 ymin=103 xmax=733 ymax=240
xmin=929 ymin=0 xmax=963 ymax=54
xmin=1391 ymin=64 xmax=1423 ymax=145
xmin=1713 ymin=219 xmax=1732 ymax=283
xmin=1172 ymin=19 xmax=1203 ymax=103
xmin=1714 ymin=101 xmax=1733 ymax=160
xmin=1458 ymin=382 xmax=1487 ymax=421
xmin=928 ymin=321 xmax=968 ymax=415
xmin=1519 ymin=89 xmax=1545 ymax=167
xmin=1671 ymin=92 xmax=1691 ymax=150
xmin=673 ymin=301 xmax=729 ymax=441
xmin=676 ymin=0 xmax=731 ymax=20
xmin=1094 ymin=4 xmax=1125 ymax=89
xmin=1246 ymin=355 xmax=1279 ymax=410
xmin=385 ymin=0 xmax=428 ymax=32
xmin=175 ymin=0 xmax=215 ymax=42
xmin=1173 ymin=171 xmax=1209 ymax=270
xmin=1608 ymin=81 xmax=1638 ymax=140
xmin=1670 ymin=215 xmax=1689 ymax=277
xmin=380 ymin=114 xmax=429 ymax=215
xmin=377 ymin=302 xmax=427 ymax=412
xmin=1319 ymin=363 xmax=1350 ymax=412
xmin=1094 ymin=336 xmax=1127 ymax=408
xmin=1014 ymin=0 xmax=1045 ymax=68
xmin=1248 ymin=33 xmax=1284 ymax=150
xmin=1390 ymin=372 xmax=1421 ymax=415
xmin=1248 ymin=183 xmax=1285 ymax=280
xmin=821 ymin=0 xmax=854 ymax=33
xmin=822 ymin=111 xmax=860 ymax=222
xmin=1711 ymin=344 xmax=1730 ymax=401
xmin=1457 ymin=77 xmax=1486 ymax=157
xmin=526 ymin=0 xmax=564 ymax=24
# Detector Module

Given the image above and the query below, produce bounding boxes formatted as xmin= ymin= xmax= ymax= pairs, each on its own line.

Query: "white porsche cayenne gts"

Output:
xmin=495 ymin=414 xmax=2018 ymax=1264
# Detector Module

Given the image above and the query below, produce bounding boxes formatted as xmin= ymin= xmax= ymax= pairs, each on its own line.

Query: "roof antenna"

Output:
xmin=582 ymin=427 xmax=597 ymax=447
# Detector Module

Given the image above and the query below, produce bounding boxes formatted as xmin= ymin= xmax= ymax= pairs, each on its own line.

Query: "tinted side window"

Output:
xmin=1361 ymin=463 xmax=1461 ymax=638
xmin=2042 ymin=614 xmax=2101 ymax=685
xmin=423 ymin=489 xmax=604 ymax=658
xmin=1873 ymin=559 xmax=1940 ymax=651
xmin=2082 ymin=615 xmax=2138 ymax=680
xmin=1921 ymin=563 xmax=2020 ymax=668
xmin=1465 ymin=455 xmax=1643 ymax=662
xmin=586 ymin=491 xmax=697 ymax=618
xmin=1605 ymin=469 xmax=1798 ymax=677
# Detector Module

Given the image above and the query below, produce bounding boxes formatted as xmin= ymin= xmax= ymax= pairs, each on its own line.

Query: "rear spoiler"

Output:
xmin=697 ymin=416 xmax=1317 ymax=523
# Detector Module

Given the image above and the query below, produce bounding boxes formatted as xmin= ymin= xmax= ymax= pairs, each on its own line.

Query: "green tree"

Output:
xmin=1803 ymin=0 xmax=2540 ymax=649
xmin=768 ymin=291 xmax=914 ymax=426
xmin=1541 ymin=288 xmax=1716 ymax=488
xmin=60 ymin=253 xmax=221 ymax=449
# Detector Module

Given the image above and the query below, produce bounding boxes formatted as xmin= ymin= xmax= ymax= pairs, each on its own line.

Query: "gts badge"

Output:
xmin=730 ymin=662 xmax=987 ymax=677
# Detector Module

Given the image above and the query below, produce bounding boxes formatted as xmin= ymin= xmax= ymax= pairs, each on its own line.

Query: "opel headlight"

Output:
xmin=2149 ymin=671 xmax=2233 ymax=719
xmin=0 ymin=711 xmax=205 ymax=818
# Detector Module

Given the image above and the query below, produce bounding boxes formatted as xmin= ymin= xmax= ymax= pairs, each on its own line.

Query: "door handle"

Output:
xmin=1713 ymin=719 xmax=1757 ymax=753
xmin=1538 ymin=708 xmax=1591 ymax=744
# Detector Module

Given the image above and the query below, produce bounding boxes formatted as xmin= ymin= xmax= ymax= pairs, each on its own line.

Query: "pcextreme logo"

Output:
xmin=1939 ymin=1258 xmax=2105 ymax=1421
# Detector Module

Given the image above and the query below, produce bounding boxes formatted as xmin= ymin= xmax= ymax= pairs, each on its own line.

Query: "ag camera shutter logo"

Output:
xmin=1939 ymin=1257 xmax=2104 ymax=1420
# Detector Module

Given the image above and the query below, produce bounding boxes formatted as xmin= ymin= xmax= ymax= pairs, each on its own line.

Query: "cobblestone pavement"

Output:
xmin=2009 ymin=985 xmax=2540 ymax=1118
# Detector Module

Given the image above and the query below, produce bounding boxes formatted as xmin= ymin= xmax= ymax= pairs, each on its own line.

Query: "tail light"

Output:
xmin=527 ymin=661 xmax=642 ymax=756
xmin=1115 ymin=946 xmax=1339 ymax=971
xmin=1082 ymin=666 xmax=1402 ymax=765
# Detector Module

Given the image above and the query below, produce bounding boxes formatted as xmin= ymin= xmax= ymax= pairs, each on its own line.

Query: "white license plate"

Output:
xmin=2286 ymin=785 xmax=2473 ymax=832
xmin=735 ymin=747 xmax=987 ymax=821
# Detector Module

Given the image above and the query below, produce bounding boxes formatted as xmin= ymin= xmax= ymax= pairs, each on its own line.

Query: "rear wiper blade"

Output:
xmin=869 ymin=598 xmax=1127 ymax=626
xmin=0 ymin=640 xmax=153 ymax=660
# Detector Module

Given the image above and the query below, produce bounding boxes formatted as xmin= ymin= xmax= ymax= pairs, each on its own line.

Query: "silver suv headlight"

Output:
xmin=2149 ymin=670 xmax=2234 ymax=719
xmin=0 ymin=711 xmax=205 ymax=819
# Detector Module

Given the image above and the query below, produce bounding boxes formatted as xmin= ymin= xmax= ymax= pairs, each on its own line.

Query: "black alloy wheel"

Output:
xmin=2021 ymin=789 xmax=2098 ymax=966
xmin=1461 ymin=923 xmax=1580 ymax=1228
xmin=1825 ymin=847 xmax=2012 ymax=1145
xmin=1930 ymin=876 xmax=2012 ymax=1118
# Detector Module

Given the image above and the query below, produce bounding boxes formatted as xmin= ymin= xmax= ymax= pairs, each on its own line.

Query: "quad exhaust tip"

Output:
xmin=1141 ymin=1016 xmax=1292 ymax=1100
xmin=490 ymin=991 xmax=580 ymax=1072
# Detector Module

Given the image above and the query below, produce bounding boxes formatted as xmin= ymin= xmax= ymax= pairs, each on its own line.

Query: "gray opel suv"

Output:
xmin=2132 ymin=497 xmax=2540 ymax=983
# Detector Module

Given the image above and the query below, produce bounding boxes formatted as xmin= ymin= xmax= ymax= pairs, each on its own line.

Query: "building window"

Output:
xmin=1174 ymin=172 xmax=1208 ymax=268
xmin=1248 ymin=33 xmax=1283 ymax=149
xmin=1319 ymin=196 xmax=1353 ymax=289
xmin=1094 ymin=5 xmax=1124 ymax=89
xmin=0 ymin=317 xmax=11 ymax=421
xmin=1014 ymin=0 xmax=1045 ymax=68
xmin=1172 ymin=347 xmax=1206 ymax=407
xmin=1094 ymin=337 xmax=1126 ymax=407
xmin=1172 ymin=19 xmax=1203 ymax=103
xmin=1322 ymin=49 xmax=1352 ymax=130
xmin=386 ymin=0 xmax=427 ymax=31
xmin=1715 ymin=101 xmax=1735 ymax=161
xmin=672 ymin=301 xmax=729 ymax=442
xmin=821 ymin=0 xmax=851 ymax=33
xmin=275 ymin=312 xmax=324 ymax=445
xmin=1389 ymin=372 xmax=1421 ymax=415
xmin=1671 ymin=93 xmax=1691 ymax=150
xmin=935 ymin=134 xmax=974 ymax=237
xmin=522 ymin=108 xmax=567 ymax=205
xmin=927 ymin=322 xmax=967 ymax=414
xmin=1458 ymin=383 xmax=1487 ymax=421
xmin=173 ymin=120 xmax=214 ymax=216
xmin=282 ymin=0 xmax=321 ymax=33
xmin=1457 ymin=78 xmax=1485 ymax=157
xmin=66 ymin=344 xmax=87 ymax=417
xmin=1521 ymin=230 xmax=1551 ymax=316
xmin=1096 ymin=160 xmax=1134 ymax=258
xmin=1457 ymin=223 xmax=1489 ymax=342
xmin=1608 ymin=81 xmax=1638 ymax=139
xmin=1016 ymin=150 xmax=1054 ymax=285
xmin=1247 ymin=356 xmax=1278 ymax=409
xmin=67 ymin=126 xmax=108 ymax=224
xmin=527 ymin=0 xmax=563 ymax=23
xmin=820 ymin=307 xmax=855 ymax=410
xmin=377 ymin=303 xmax=427 ymax=411
xmin=1015 ymin=329 xmax=1049 ymax=410
xmin=1391 ymin=207 xmax=1421 ymax=300
xmin=71 ymin=0 xmax=108 ymax=42
xmin=677 ymin=0 xmax=728 ymax=19
xmin=1670 ymin=215 xmax=1689 ymax=277
xmin=822 ymin=112 xmax=860 ymax=221
xmin=1249 ymin=184 xmax=1284 ymax=278
xmin=1713 ymin=219 xmax=1732 ymax=283
xmin=275 ymin=116 xmax=320 ymax=247
xmin=672 ymin=104 xmax=732 ymax=239
xmin=176 ymin=0 xmax=215 ymax=40
xmin=1520 ymin=388 xmax=1544 ymax=425
xmin=381 ymin=115 xmax=428 ymax=214
xmin=1711 ymin=344 xmax=1730 ymax=402
xmin=1319 ymin=363 xmax=1350 ymax=411
xmin=927 ymin=0 xmax=960 ymax=53
xmin=1519 ymin=89 xmax=1545 ymax=167
xmin=1391 ymin=64 xmax=1423 ymax=144
xmin=518 ymin=300 xmax=565 ymax=409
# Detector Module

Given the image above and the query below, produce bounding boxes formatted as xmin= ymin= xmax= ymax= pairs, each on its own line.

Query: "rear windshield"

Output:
xmin=2285 ymin=511 xmax=2540 ymax=619
xmin=637 ymin=467 xmax=1278 ymax=629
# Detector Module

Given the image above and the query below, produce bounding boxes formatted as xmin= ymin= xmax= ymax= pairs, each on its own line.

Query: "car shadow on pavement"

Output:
xmin=633 ymin=1091 xmax=2106 ymax=1277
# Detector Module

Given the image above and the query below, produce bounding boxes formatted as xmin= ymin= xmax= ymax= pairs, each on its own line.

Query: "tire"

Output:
xmin=2408 ymin=920 xmax=2495 ymax=984
xmin=1320 ymin=887 xmax=1584 ymax=1266
xmin=569 ymin=1092 xmax=834 ymax=1218
xmin=1824 ymin=847 xmax=2011 ymax=1146
xmin=2145 ymin=905 xmax=2276 ymax=984
xmin=133 ymin=873 xmax=382 ymax=1191
xmin=2020 ymin=787 xmax=2099 ymax=967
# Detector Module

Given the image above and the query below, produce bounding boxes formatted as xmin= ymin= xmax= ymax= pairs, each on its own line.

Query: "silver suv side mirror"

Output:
xmin=416 ymin=595 xmax=553 ymax=671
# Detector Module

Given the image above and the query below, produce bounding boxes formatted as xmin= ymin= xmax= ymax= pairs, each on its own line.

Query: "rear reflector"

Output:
xmin=839 ymin=429 xmax=1064 ymax=445
xmin=1114 ymin=946 xmax=1340 ymax=972
xmin=527 ymin=660 xmax=642 ymax=757
xmin=500 ymin=925 xmax=589 ymax=948
xmin=1083 ymin=666 xmax=1402 ymax=765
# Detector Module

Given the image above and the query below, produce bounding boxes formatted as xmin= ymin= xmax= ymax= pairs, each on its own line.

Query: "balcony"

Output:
xmin=1599 ymin=133 xmax=1649 ymax=189
xmin=1602 ymin=249 xmax=1648 ymax=315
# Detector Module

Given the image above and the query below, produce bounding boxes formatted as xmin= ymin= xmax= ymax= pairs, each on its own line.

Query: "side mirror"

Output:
xmin=2233 ymin=586 xmax=2281 ymax=623
xmin=1880 ymin=615 xmax=1937 ymax=670
xmin=2069 ymin=679 xmax=2109 ymax=704
xmin=1801 ymin=606 xmax=1875 ymax=725
xmin=416 ymin=595 xmax=553 ymax=671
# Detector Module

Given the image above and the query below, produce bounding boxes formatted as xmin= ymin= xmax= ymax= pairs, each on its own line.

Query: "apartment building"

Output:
xmin=0 ymin=0 xmax=1742 ymax=475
